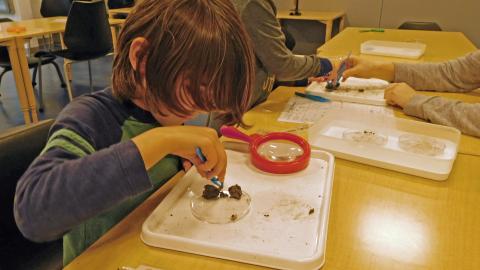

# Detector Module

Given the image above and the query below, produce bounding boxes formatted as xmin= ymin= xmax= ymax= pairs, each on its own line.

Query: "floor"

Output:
xmin=0 ymin=56 xmax=113 ymax=133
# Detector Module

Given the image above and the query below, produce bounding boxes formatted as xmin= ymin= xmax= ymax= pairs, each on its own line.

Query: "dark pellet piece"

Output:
xmin=202 ymin=184 xmax=220 ymax=200
xmin=228 ymin=184 xmax=243 ymax=200
xmin=231 ymin=214 xmax=238 ymax=221
xmin=309 ymin=208 xmax=315 ymax=215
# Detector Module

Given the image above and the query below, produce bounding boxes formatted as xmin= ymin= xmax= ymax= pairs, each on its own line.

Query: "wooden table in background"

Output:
xmin=317 ymin=27 xmax=477 ymax=61
xmin=65 ymin=28 xmax=480 ymax=270
xmin=0 ymin=17 xmax=124 ymax=124
xmin=108 ymin=7 xmax=132 ymax=17
xmin=277 ymin=11 xmax=345 ymax=42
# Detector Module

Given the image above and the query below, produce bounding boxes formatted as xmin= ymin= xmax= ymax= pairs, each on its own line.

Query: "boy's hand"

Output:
xmin=165 ymin=126 xmax=226 ymax=181
xmin=384 ymin=83 xmax=417 ymax=108
xmin=342 ymin=56 xmax=395 ymax=82
xmin=132 ymin=126 xmax=227 ymax=181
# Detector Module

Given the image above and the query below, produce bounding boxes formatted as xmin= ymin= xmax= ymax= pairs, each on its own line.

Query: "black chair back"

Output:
xmin=40 ymin=0 xmax=73 ymax=17
xmin=0 ymin=120 xmax=53 ymax=240
xmin=63 ymin=0 xmax=113 ymax=54
xmin=0 ymin=18 xmax=13 ymax=63
xmin=399 ymin=21 xmax=442 ymax=31
xmin=0 ymin=119 xmax=63 ymax=270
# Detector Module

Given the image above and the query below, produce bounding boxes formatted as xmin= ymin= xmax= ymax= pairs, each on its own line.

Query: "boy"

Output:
xmin=14 ymin=0 xmax=255 ymax=265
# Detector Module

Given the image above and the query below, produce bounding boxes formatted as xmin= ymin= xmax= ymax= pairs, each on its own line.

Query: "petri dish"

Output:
xmin=190 ymin=191 xmax=251 ymax=224
xmin=342 ymin=129 xmax=388 ymax=146
xmin=256 ymin=140 xmax=304 ymax=162
xmin=398 ymin=133 xmax=446 ymax=156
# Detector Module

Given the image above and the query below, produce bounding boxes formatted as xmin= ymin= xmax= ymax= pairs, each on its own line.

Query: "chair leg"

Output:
xmin=37 ymin=62 xmax=44 ymax=112
xmin=51 ymin=61 xmax=67 ymax=88
xmin=87 ymin=60 xmax=93 ymax=93
xmin=0 ymin=69 xmax=8 ymax=97
xmin=32 ymin=66 xmax=38 ymax=87
xmin=64 ymin=62 xmax=74 ymax=101
xmin=64 ymin=59 xmax=73 ymax=82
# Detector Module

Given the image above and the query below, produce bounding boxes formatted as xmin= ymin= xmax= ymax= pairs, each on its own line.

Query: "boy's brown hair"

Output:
xmin=112 ymin=0 xmax=255 ymax=125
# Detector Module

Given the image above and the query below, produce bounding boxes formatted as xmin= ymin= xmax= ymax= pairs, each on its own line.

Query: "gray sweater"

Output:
xmin=395 ymin=50 xmax=480 ymax=137
xmin=232 ymin=0 xmax=332 ymax=107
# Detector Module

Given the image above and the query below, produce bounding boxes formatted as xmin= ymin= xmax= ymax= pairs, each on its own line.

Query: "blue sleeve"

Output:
xmin=316 ymin=58 xmax=333 ymax=77
xmin=13 ymin=94 xmax=152 ymax=242
xmin=14 ymin=140 xmax=151 ymax=242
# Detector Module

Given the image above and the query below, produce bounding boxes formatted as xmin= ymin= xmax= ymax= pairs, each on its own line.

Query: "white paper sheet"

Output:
xmin=277 ymin=96 xmax=393 ymax=124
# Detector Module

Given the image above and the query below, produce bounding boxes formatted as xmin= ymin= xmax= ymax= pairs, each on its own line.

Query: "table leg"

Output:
xmin=110 ymin=26 xmax=118 ymax=54
xmin=339 ymin=15 xmax=345 ymax=31
xmin=5 ymin=40 xmax=33 ymax=124
xmin=324 ymin=20 xmax=333 ymax=41
xmin=60 ymin=34 xmax=73 ymax=82
xmin=14 ymin=38 xmax=39 ymax=123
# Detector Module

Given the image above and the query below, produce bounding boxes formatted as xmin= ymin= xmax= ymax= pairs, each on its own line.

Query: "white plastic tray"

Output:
xmin=142 ymin=150 xmax=335 ymax=270
xmin=360 ymin=40 xmax=426 ymax=59
xmin=308 ymin=108 xmax=460 ymax=180
xmin=306 ymin=77 xmax=388 ymax=106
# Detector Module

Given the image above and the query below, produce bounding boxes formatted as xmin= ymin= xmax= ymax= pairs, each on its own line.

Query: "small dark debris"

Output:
xmin=309 ymin=208 xmax=315 ymax=215
xmin=228 ymin=184 xmax=243 ymax=200
xmin=230 ymin=214 xmax=238 ymax=221
xmin=202 ymin=184 xmax=220 ymax=200
xmin=358 ymin=89 xmax=365 ymax=92
xmin=264 ymin=214 xmax=270 ymax=217
xmin=170 ymin=214 xmax=173 ymax=217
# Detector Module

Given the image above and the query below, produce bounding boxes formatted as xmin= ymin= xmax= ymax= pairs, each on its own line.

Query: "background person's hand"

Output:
xmin=384 ymin=83 xmax=417 ymax=108
xmin=342 ymin=56 xmax=395 ymax=82
xmin=308 ymin=56 xmax=348 ymax=84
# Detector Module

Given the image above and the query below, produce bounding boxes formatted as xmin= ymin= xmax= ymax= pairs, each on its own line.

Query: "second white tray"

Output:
xmin=308 ymin=108 xmax=460 ymax=180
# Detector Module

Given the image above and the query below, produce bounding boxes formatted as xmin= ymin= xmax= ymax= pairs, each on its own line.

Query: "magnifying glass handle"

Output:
xmin=220 ymin=126 xmax=253 ymax=143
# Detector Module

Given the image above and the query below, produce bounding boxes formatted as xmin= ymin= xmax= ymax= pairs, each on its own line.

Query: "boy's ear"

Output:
xmin=129 ymin=37 xmax=148 ymax=73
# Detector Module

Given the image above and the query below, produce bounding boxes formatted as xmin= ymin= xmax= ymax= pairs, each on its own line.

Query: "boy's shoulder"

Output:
xmin=50 ymin=88 xmax=128 ymax=147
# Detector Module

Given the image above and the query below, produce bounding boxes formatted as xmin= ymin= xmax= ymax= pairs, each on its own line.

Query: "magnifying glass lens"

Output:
xmin=257 ymin=140 xmax=304 ymax=162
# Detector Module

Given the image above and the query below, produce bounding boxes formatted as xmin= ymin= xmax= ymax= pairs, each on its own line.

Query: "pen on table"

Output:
xmin=359 ymin=28 xmax=384 ymax=33
xmin=195 ymin=147 xmax=223 ymax=189
xmin=294 ymin=92 xmax=330 ymax=102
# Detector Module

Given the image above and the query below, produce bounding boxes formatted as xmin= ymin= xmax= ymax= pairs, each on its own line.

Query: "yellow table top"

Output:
xmin=0 ymin=17 xmax=124 ymax=40
xmin=65 ymin=27 xmax=480 ymax=270
xmin=317 ymin=27 xmax=477 ymax=63
xmin=276 ymin=10 xmax=345 ymax=21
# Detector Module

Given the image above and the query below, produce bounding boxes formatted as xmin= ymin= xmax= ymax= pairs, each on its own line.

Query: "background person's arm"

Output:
xmin=395 ymin=50 xmax=480 ymax=92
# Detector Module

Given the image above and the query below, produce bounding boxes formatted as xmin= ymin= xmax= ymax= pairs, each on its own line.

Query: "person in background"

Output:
xmin=342 ymin=51 xmax=480 ymax=137
xmin=230 ymin=0 xmax=334 ymax=108
xmin=14 ymin=0 xmax=255 ymax=265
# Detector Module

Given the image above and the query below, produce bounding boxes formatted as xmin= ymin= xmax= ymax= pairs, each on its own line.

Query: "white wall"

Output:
xmin=3 ymin=0 xmax=33 ymax=20
xmin=274 ymin=0 xmax=480 ymax=47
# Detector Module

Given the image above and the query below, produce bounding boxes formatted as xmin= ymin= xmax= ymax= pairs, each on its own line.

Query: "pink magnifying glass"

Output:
xmin=220 ymin=126 xmax=311 ymax=174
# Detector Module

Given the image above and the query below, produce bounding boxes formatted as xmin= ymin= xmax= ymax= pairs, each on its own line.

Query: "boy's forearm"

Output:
xmin=132 ymin=128 xmax=171 ymax=170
